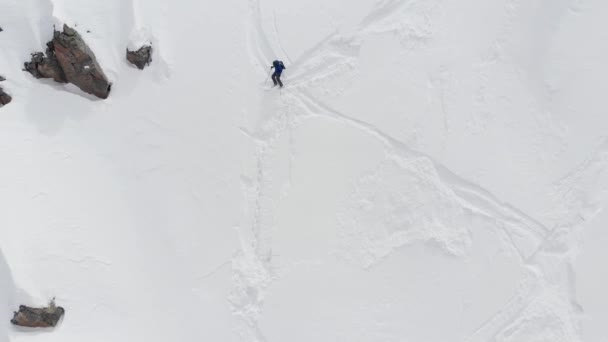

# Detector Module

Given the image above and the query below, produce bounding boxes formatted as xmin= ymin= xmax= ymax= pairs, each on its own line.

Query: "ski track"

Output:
xmin=235 ymin=0 xmax=604 ymax=340
xmin=548 ymin=137 xmax=608 ymax=225
xmin=465 ymin=268 xmax=542 ymax=342
xmin=240 ymin=0 xmax=547 ymax=340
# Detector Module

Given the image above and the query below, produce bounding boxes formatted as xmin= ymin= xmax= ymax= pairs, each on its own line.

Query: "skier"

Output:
xmin=270 ymin=60 xmax=286 ymax=88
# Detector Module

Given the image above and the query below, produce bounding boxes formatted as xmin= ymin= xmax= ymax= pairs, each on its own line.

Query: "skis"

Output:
xmin=262 ymin=84 xmax=284 ymax=91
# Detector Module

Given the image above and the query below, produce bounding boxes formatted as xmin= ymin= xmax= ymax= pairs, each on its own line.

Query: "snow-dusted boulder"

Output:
xmin=126 ymin=45 xmax=152 ymax=70
xmin=0 ymin=88 xmax=10 ymax=107
xmin=24 ymin=25 xmax=111 ymax=99
xmin=0 ymin=77 xmax=10 ymax=107
xmin=11 ymin=302 xmax=65 ymax=328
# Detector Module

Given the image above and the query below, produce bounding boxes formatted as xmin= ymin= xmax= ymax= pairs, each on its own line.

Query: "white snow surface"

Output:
xmin=0 ymin=0 xmax=607 ymax=341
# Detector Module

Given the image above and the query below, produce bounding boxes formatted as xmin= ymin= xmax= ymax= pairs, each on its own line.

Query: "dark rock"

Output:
xmin=24 ymin=49 xmax=67 ymax=83
xmin=53 ymin=25 xmax=111 ymax=98
xmin=0 ymin=27 xmax=3 ymax=33
xmin=23 ymin=24 xmax=111 ymax=99
xmin=0 ymin=87 xmax=11 ymax=106
xmin=126 ymin=45 xmax=152 ymax=70
xmin=0 ymin=76 xmax=9 ymax=106
xmin=11 ymin=302 xmax=64 ymax=328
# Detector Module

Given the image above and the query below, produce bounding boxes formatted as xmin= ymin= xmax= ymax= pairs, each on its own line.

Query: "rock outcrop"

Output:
xmin=0 ymin=77 xmax=10 ymax=107
xmin=24 ymin=24 xmax=111 ymax=99
xmin=126 ymin=45 xmax=152 ymax=70
xmin=0 ymin=89 xmax=11 ymax=106
xmin=24 ymin=50 xmax=66 ymax=83
xmin=11 ymin=302 xmax=65 ymax=328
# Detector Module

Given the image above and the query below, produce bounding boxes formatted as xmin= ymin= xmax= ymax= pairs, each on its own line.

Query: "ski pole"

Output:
xmin=264 ymin=68 xmax=272 ymax=83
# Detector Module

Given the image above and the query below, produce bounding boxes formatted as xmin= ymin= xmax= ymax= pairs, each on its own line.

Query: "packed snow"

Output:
xmin=0 ymin=0 xmax=607 ymax=341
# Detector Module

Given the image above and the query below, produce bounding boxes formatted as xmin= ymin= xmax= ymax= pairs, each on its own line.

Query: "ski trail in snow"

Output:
xmin=272 ymin=11 xmax=292 ymax=64
xmin=548 ymin=137 xmax=608 ymax=225
xmin=358 ymin=0 xmax=412 ymax=30
xmin=466 ymin=269 xmax=542 ymax=342
xmin=248 ymin=0 xmax=279 ymax=73
xmin=239 ymin=0 xmax=595 ymax=340
xmin=295 ymin=90 xmax=547 ymax=260
xmin=234 ymin=5 xmax=301 ymax=332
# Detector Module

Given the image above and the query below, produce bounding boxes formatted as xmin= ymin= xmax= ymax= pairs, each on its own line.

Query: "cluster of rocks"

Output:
xmin=11 ymin=301 xmax=65 ymax=328
xmin=24 ymin=24 xmax=112 ymax=99
xmin=127 ymin=45 xmax=153 ymax=70
xmin=0 ymin=76 xmax=11 ymax=107
xmin=22 ymin=25 xmax=154 ymax=100
xmin=12 ymin=23 xmax=154 ymax=102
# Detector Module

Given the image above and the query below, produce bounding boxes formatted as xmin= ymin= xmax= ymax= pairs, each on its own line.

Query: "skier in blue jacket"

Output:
xmin=271 ymin=60 xmax=286 ymax=87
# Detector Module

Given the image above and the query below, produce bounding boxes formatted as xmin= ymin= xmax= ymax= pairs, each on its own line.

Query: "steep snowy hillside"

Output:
xmin=0 ymin=0 xmax=607 ymax=341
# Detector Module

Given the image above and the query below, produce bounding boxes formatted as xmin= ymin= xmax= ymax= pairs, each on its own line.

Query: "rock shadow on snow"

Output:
xmin=0 ymin=249 xmax=17 ymax=342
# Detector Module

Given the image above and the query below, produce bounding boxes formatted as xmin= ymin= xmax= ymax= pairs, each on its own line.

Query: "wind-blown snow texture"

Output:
xmin=0 ymin=0 xmax=607 ymax=341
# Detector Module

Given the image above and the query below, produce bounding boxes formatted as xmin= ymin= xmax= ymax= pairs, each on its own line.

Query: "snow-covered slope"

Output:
xmin=0 ymin=0 xmax=607 ymax=341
